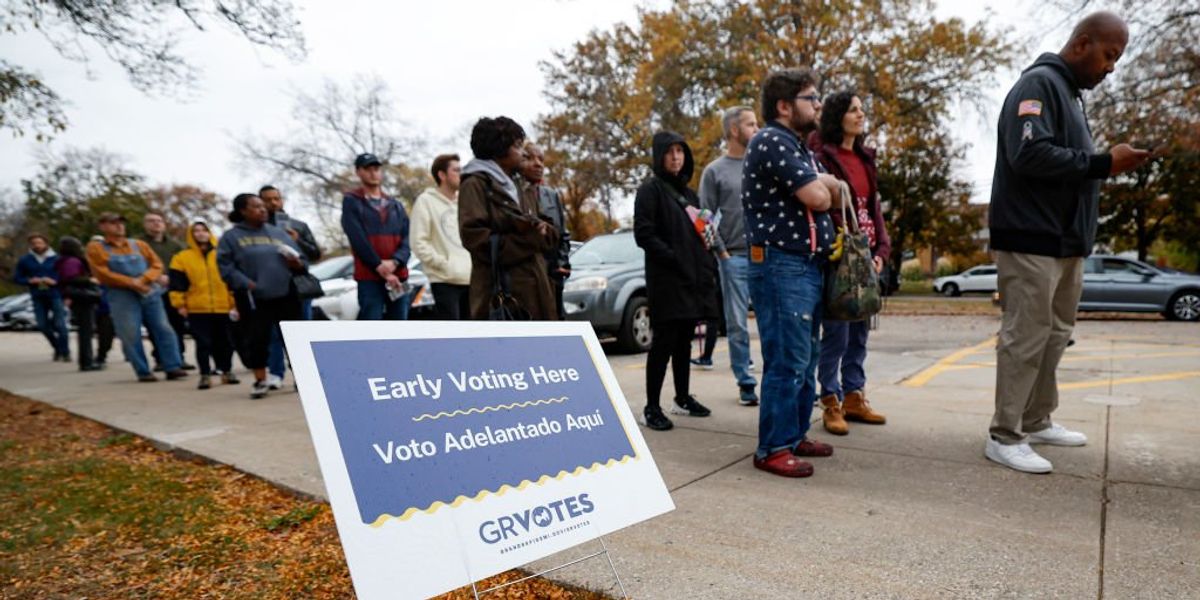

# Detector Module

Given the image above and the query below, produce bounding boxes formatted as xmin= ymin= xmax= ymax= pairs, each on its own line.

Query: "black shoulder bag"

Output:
xmin=487 ymin=233 xmax=530 ymax=321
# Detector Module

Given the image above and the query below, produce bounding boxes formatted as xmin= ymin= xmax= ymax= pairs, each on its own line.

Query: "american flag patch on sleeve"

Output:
xmin=1018 ymin=99 xmax=1043 ymax=116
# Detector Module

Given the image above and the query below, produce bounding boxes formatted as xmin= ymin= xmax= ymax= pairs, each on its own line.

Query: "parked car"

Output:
xmin=1079 ymin=256 xmax=1200 ymax=321
xmin=0 ymin=293 xmax=35 ymax=331
xmin=934 ymin=264 xmax=998 ymax=296
xmin=310 ymin=255 xmax=435 ymax=320
xmin=562 ymin=232 xmax=650 ymax=353
xmin=991 ymin=256 xmax=1200 ymax=321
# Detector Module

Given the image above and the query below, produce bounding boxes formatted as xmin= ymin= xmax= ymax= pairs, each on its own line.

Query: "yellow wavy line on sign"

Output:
xmin=366 ymin=455 xmax=635 ymax=528
xmin=411 ymin=396 xmax=568 ymax=422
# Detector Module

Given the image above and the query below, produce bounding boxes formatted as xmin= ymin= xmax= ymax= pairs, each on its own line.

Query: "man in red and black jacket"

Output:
xmin=340 ymin=153 xmax=411 ymax=320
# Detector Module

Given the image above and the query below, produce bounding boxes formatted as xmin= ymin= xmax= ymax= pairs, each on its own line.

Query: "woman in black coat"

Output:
xmin=633 ymin=130 xmax=720 ymax=431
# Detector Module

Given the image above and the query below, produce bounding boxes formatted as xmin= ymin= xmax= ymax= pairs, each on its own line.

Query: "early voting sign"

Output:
xmin=282 ymin=320 xmax=673 ymax=600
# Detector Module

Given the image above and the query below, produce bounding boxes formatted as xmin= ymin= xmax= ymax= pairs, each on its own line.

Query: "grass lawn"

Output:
xmin=0 ymin=391 xmax=610 ymax=599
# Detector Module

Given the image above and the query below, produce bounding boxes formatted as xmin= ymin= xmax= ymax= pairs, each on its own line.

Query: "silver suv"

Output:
xmin=562 ymin=232 xmax=651 ymax=352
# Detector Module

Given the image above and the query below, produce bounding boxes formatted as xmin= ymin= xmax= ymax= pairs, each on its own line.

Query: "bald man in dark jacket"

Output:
xmin=984 ymin=11 xmax=1151 ymax=474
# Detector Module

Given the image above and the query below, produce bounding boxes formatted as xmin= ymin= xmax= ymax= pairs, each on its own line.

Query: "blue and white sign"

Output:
xmin=282 ymin=321 xmax=673 ymax=600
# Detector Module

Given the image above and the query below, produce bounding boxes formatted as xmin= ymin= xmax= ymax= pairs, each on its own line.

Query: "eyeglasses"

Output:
xmin=794 ymin=94 xmax=821 ymax=105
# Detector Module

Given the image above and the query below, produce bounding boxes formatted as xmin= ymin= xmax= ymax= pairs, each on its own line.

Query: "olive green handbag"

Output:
xmin=824 ymin=182 xmax=882 ymax=321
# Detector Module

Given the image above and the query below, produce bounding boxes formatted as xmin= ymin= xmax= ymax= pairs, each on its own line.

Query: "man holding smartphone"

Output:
xmin=985 ymin=11 xmax=1152 ymax=473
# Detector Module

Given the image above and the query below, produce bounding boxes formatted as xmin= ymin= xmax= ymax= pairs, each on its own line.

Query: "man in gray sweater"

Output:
xmin=699 ymin=106 xmax=760 ymax=407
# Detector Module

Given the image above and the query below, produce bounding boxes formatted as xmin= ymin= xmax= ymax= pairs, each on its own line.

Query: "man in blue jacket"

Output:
xmin=985 ymin=11 xmax=1151 ymax=474
xmin=340 ymin=153 xmax=411 ymax=320
xmin=14 ymin=233 xmax=71 ymax=361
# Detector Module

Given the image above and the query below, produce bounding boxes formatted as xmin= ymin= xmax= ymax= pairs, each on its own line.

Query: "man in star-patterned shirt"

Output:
xmin=742 ymin=67 xmax=844 ymax=479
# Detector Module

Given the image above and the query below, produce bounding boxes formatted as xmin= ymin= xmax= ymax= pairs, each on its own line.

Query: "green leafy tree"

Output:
xmin=21 ymin=147 xmax=148 ymax=243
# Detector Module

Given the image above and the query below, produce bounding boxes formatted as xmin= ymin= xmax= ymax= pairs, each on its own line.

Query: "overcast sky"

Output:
xmin=0 ymin=0 xmax=1070 ymax=224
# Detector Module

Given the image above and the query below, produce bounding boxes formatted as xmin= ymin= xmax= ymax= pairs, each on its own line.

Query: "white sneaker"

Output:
xmin=985 ymin=439 xmax=1053 ymax=474
xmin=1027 ymin=423 xmax=1087 ymax=446
xmin=266 ymin=374 xmax=284 ymax=390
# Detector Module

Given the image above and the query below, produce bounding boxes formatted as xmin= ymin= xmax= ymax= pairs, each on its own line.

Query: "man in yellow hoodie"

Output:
xmin=410 ymin=153 xmax=472 ymax=319
xmin=168 ymin=222 xmax=240 ymax=390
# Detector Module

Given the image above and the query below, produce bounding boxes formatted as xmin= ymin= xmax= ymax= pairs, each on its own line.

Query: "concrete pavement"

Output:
xmin=1 ymin=314 xmax=1197 ymax=599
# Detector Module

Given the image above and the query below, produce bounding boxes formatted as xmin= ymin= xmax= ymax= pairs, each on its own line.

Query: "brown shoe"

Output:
xmin=843 ymin=390 xmax=886 ymax=424
xmin=820 ymin=394 xmax=848 ymax=435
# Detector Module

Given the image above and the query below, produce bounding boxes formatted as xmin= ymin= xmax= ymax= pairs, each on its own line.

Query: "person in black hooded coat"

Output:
xmin=633 ymin=130 xmax=720 ymax=431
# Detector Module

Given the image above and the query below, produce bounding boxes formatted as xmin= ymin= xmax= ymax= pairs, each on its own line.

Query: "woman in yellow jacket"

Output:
xmin=169 ymin=222 xmax=240 ymax=390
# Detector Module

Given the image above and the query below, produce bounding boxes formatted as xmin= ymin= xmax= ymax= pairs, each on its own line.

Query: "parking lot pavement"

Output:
xmin=1 ymin=315 xmax=1196 ymax=599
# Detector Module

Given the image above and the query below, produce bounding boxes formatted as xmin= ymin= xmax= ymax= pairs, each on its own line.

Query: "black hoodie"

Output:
xmin=989 ymin=53 xmax=1114 ymax=258
xmin=633 ymin=131 xmax=719 ymax=322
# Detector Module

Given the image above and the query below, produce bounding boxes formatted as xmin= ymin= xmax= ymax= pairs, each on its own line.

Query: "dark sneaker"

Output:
xmin=153 ymin=364 xmax=164 ymax=372
xmin=689 ymin=357 xmax=714 ymax=370
xmin=642 ymin=406 xmax=673 ymax=431
xmin=670 ymin=395 xmax=711 ymax=417
xmin=165 ymin=369 xmax=188 ymax=380
xmin=739 ymin=385 xmax=759 ymax=407
xmin=753 ymin=449 xmax=813 ymax=478
xmin=181 ymin=362 xmax=197 ymax=370
xmin=221 ymin=372 xmax=240 ymax=385
xmin=793 ymin=438 xmax=834 ymax=457
xmin=250 ymin=380 xmax=269 ymax=399
xmin=197 ymin=375 xmax=212 ymax=390
xmin=79 ymin=363 xmax=103 ymax=372
xmin=137 ymin=374 xmax=158 ymax=383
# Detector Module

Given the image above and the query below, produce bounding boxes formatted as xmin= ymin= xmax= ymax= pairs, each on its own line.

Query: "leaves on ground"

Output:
xmin=0 ymin=391 xmax=611 ymax=600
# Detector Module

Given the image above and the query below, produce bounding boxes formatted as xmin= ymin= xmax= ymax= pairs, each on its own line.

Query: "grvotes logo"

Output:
xmin=478 ymin=494 xmax=595 ymax=544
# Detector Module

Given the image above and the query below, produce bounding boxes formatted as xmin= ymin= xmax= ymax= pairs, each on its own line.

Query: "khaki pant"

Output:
xmin=990 ymin=251 xmax=1083 ymax=445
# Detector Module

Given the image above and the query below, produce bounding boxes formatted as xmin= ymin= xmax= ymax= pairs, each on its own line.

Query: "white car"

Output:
xmin=933 ymin=264 xmax=998 ymax=297
xmin=310 ymin=255 xmax=435 ymax=320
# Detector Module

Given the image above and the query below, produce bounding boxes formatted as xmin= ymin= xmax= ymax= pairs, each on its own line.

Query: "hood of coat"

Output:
xmin=651 ymin=130 xmax=695 ymax=191
xmin=1025 ymin=52 xmax=1082 ymax=94
xmin=29 ymin=248 xmax=57 ymax=263
xmin=185 ymin=222 xmax=218 ymax=252
xmin=462 ymin=158 xmax=520 ymax=204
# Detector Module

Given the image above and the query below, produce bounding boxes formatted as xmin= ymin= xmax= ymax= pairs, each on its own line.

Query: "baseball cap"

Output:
xmin=355 ymin=153 xmax=383 ymax=168
xmin=97 ymin=212 xmax=127 ymax=224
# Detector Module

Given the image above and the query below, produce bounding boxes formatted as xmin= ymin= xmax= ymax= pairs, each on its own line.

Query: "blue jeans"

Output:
xmin=356 ymin=280 xmax=409 ymax=321
xmin=268 ymin=299 xmax=311 ymax=378
xmin=719 ymin=255 xmax=756 ymax=388
xmin=108 ymin=289 xmax=181 ymax=377
xmin=32 ymin=292 xmax=70 ymax=357
xmin=748 ymin=248 xmax=824 ymax=458
xmin=818 ymin=319 xmax=870 ymax=399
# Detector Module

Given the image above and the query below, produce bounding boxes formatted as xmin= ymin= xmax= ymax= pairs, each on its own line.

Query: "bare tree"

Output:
xmin=1 ymin=0 xmax=306 ymax=139
xmin=237 ymin=75 xmax=427 ymax=250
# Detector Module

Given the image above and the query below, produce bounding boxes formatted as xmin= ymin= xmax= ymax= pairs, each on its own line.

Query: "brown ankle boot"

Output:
xmin=843 ymin=390 xmax=886 ymax=424
xmin=820 ymin=394 xmax=848 ymax=435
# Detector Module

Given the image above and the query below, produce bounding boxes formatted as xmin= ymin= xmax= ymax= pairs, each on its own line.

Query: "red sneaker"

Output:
xmin=753 ymin=449 xmax=814 ymax=478
xmin=793 ymin=438 xmax=833 ymax=457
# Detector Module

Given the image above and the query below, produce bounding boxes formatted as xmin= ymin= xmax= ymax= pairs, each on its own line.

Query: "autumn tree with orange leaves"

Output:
xmin=537 ymin=0 xmax=1016 ymax=259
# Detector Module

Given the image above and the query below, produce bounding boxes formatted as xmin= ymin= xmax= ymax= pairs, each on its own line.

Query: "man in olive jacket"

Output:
xmin=985 ymin=11 xmax=1151 ymax=474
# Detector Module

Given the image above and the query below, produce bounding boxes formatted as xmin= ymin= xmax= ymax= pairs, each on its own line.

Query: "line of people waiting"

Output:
xmin=633 ymin=69 xmax=892 ymax=481
xmin=11 ymin=125 xmax=573 ymax=400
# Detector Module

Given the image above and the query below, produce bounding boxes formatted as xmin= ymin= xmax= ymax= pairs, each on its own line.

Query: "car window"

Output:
xmin=571 ymin=234 xmax=644 ymax=266
xmin=309 ymin=256 xmax=353 ymax=280
xmin=1084 ymin=259 xmax=1102 ymax=274
xmin=975 ymin=267 xmax=996 ymax=276
xmin=1101 ymin=259 xmax=1142 ymax=275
